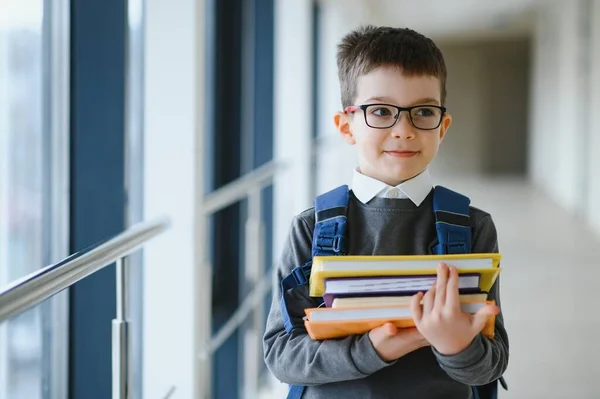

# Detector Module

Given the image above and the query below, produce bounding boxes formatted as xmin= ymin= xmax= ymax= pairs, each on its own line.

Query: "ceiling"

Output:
xmin=329 ymin=0 xmax=550 ymax=41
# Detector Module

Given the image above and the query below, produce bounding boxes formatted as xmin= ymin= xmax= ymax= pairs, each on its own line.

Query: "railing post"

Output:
xmin=113 ymin=256 xmax=130 ymax=399
xmin=242 ymin=187 xmax=266 ymax=398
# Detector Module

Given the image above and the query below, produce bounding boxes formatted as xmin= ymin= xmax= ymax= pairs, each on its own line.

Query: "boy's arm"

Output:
xmin=432 ymin=214 xmax=509 ymax=386
xmin=263 ymin=214 xmax=393 ymax=386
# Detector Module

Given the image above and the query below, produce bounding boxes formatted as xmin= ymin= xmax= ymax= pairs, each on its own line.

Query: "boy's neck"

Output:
xmin=356 ymin=168 xmax=427 ymax=187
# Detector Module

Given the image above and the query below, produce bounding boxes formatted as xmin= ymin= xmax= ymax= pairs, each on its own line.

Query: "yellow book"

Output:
xmin=308 ymin=253 xmax=501 ymax=297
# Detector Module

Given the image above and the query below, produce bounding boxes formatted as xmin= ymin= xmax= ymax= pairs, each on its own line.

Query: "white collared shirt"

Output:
xmin=351 ymin=168 xmax=434 ymax=206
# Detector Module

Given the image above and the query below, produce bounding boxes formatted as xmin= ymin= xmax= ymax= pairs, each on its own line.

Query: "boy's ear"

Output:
xmin=439 ymin=112 xmax=452 ymax=142
xmin=334 ymin=112 xmax=356 ymax=145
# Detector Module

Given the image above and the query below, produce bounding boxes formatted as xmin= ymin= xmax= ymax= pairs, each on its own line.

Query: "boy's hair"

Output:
xmin=336 ymin=25 xmax=447 ymax=108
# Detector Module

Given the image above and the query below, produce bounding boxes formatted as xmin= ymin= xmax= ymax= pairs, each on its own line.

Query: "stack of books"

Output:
xmin=304 ymin=254 xmax=502 ymax=340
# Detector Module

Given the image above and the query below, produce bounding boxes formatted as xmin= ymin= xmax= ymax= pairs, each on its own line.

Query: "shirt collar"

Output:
xmin=351 ymin=168 xmax=433 ymax=206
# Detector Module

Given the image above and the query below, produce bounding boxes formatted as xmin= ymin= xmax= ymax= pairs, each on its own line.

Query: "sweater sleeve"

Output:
xmin=432 ymin=214 xmax=510 ymax=386
xmin=263 ymin=214 xmax=394 ymax=386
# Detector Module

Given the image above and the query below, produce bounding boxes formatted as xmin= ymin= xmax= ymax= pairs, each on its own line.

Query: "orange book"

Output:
xmin=304 ymin=301 xmax=496 ymax=340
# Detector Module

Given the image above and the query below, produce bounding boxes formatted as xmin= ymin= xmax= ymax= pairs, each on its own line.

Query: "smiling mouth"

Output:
xmin=385 ymin=151 xmax=419 ymax=158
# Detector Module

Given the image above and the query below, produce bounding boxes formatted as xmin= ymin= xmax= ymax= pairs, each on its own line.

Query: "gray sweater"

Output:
xmin=263 ymin=190 xmax=509 ymax=399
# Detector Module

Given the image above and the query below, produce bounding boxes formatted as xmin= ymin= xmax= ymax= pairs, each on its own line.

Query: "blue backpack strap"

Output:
xmin=280 ymin=185 xmax=350 ymax=334
xmin=432 ymin=186 xmax=472 ymax=255
xmin=433 ymin=186 xmax=506 ymax=398
xmin=283 ymin=185 xmax=350 ymax=399
xmin=280 ymin=261 xmax=313 ymax=333
xmin=312 ymin=185 xmax=350 ymax=256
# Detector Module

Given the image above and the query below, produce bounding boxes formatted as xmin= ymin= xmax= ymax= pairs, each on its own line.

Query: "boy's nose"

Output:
xmin=390 ymin=113 xmax=416 ymax=139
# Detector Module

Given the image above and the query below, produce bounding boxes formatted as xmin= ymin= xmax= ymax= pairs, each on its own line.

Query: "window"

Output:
xmin=0 ymin=0 xmax=69 ymax=398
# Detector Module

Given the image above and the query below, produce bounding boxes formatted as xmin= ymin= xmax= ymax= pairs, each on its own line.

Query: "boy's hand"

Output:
xmin=410 ymin=263 xmax=499 ymax=356
xmin=368 ymin=323 xmax=429 ymax=362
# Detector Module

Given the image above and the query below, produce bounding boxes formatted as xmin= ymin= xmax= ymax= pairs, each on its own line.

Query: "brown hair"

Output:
xmin=336 ymin=25 xmax=447 ymax=108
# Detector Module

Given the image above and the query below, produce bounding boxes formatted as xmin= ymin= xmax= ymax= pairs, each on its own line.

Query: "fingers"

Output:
xmin=410 ymin=292 xmax=424 ymax=323
xmin=422 ymin=283 xmax=435 ymax=314
xmin=471 ymin=304 xmax=499 ymax=333
xmin=445 ymin=266 xmax=461 ymax=309
xmin=373 ymin=322 xmax=397 ymax=338
xmin=369 ymin=322 xmax=397 ymax=345
xmin=434 ymin=263 xmax=448 ymax=308
xmin=384 ymin=322 xmax=398 ymax=336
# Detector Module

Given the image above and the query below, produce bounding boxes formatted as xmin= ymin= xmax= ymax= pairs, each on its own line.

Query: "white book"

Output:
xmin=324 ymin=274 xmax=480 ymax=294
xmin=309 ymin=302 xmax=487 ymax=322
xmin=331 ymin=293 xmax=489 ymax=308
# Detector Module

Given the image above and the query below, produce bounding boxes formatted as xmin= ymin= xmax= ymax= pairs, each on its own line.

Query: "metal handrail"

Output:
xmin=202 ymin=160 xmax=284 ymax=214
xmin=198 ymin=269 xmax=272 ymax=360
xmin=197 ymin=159 xmax=285 ymax=396
xmin=0 ymin=217 xmax=170 ymax=399
xmin=0 ymin=217 xmax=170 ymax=323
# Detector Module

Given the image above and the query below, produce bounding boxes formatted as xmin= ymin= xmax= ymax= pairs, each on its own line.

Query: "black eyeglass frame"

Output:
xmin=344 ymin=103 xmax=447 ymax=130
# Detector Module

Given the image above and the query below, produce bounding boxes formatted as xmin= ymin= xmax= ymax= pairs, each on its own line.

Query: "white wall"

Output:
xmin=529 ymin=0 xmax=588 ymax=213
xmin=432 ymin=39 xmax=530 ymax=178
xmin=432 ymin=43 xmax=487 ymax=176
xmin=529 ymin=4 xmax=556 ymax=192
xmin=143 ymin=0 xmax=207 ymax=397
xmin=529 ymin=0 xmax=600 ymax=236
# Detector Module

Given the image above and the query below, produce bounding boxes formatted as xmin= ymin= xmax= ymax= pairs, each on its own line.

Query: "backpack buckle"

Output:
xmin=291 ymin=263 xmax=312 ymax=285
xmin=447 ymin=242 xmax=468 ymax=254
xmin=331 ymin=235 xmax=344 ymax=253
xmin=316 ymin=234 xmax=345 ymax=254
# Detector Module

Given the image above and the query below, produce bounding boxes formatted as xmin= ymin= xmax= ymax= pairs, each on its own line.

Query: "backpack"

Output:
xmin=279 ymin=184 xmax=506 ymax=399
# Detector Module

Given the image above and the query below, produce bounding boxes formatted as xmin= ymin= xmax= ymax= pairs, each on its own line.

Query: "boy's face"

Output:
xmin=334 ymin=67 xmax=451 ymax=187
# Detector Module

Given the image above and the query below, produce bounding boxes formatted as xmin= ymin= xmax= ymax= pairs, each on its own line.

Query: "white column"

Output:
xmin=0 ymin=24 xmax=9 ymax=399
xmin=315 ymin=0 xmax=356 ymax=194
xmin=272 ymin=0 xmax=314 ymax=255
xmin=268 ymin=0 xmax=314 ymax=396
xmin=588 ymin=0 xmax=600 ymax=236
xmin=555 ymin=0 xmax=587 ymax=212
xmin=143 ymin=0 xmax=207 ymax=398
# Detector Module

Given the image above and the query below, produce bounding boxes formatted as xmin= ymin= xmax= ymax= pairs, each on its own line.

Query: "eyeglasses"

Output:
xmin=344 ymin=103 xmax=447 ymax=130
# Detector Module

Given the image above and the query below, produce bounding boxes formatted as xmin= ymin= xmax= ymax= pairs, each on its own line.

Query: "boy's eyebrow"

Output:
xmin=363 ymin=96 xmax=396 ymax=103
xmin=409 ymin=98 xmax=440 ymax=106
xmin=363 ymin=96 xmax=440 ymax=106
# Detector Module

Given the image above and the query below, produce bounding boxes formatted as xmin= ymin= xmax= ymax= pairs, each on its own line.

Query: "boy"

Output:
xmin=263 ymin=25 xmax=509 ymax=398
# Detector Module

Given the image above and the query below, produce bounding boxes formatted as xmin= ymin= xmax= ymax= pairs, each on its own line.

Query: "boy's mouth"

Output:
xmin=384 ymin=150 xmax=419 ymax=158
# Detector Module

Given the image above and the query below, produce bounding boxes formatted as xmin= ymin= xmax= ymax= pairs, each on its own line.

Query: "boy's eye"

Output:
xmin=369 ymin=106 xmax=395 ymax=117
xmin=413 ymin=107 xmax=438 ymax=117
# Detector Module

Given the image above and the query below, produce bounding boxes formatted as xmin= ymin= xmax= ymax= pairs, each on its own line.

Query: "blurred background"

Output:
xmin=0 ymin=0 xmax=599 ymax=398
